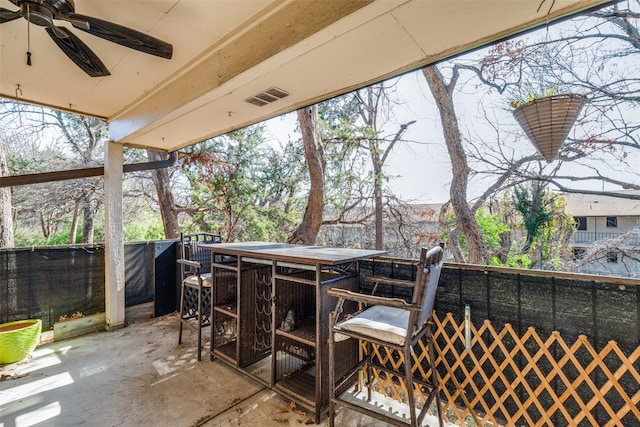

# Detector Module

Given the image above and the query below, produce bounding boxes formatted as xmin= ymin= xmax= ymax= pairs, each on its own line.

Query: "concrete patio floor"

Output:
xmin=0 ymin=313 xmax=450 ymax=427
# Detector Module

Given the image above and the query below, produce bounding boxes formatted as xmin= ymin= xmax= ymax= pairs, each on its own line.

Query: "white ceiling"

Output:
xmin=0 ymin=0 xmax=612 ymax=152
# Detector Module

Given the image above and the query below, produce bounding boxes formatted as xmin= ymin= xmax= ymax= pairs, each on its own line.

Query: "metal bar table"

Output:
xmin=202 ymin=241 xmax=386 ymax=423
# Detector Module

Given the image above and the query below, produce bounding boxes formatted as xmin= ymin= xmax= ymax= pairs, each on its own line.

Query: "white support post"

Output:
xmin=104 ymin=140 xmax=125 ymax=330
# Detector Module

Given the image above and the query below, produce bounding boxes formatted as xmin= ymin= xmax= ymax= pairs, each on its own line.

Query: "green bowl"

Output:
xmin=0 ymin=319 xmax=42 ymax=364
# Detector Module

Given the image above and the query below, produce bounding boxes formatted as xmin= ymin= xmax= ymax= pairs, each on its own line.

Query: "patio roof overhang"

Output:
xmin=0 ymin=0 xmax=613 ymax=153
xmin=1 ymin=0 xmax=615 ymax=330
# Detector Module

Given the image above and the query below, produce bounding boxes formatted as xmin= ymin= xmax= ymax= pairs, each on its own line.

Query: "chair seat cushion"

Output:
xmin=184 ymin=272 xmax=212 ymax=287
xmin=336 ymin=305 xmax=409 ymax=345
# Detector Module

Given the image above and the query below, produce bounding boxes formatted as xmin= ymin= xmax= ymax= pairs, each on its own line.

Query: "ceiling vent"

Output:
xmin=245 ymin=87 xmax=290 ymax=107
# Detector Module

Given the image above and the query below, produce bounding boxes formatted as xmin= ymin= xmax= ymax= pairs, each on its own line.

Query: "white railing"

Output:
xmin=572 ymin=231 xmax=640 ymax=246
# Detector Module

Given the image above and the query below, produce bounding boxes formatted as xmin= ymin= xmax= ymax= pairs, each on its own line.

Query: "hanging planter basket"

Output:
xmin=0 ymin=319 xmax=42 ymax=364
xmin=513 ymin=93 xmax=587 ymax=162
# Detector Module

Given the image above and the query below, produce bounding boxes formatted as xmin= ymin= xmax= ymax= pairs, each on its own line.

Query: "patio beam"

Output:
xmin=0 ymin=152 xmax=177 ymax=188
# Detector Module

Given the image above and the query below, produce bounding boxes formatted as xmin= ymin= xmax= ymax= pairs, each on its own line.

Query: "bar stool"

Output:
xmin=177 ymin=232 xmax=222 ymax=360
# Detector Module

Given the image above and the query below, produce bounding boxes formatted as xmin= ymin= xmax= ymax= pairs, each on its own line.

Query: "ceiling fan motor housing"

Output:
xmin=20 ymin=3 xmax=54 ymax=27
xmin=16 ymin=0 xmax=75 ymax=26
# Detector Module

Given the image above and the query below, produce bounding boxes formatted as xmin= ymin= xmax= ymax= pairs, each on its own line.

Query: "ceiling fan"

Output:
xmin=0 ymin=0 xmax=173 ymax=77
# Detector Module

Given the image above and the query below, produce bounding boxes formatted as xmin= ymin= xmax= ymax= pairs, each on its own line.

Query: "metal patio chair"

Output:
xmin=177 ymin=232 xmax=223 ymax=360
xmin=328 ymin=246 xmax=444 ymax=427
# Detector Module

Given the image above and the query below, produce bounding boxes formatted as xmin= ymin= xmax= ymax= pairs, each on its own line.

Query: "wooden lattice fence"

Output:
xmin=357 ymin=258 xmax=640 ymax=426
xmin=363 ymin=312 xmax=640 ymax=426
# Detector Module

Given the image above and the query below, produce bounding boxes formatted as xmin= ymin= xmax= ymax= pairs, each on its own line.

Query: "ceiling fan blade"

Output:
xmin=45 ymin=26 xmax=110 ymax=77
xmin=0 ymin=7 xmax=21 ymax=23
xmin=69 ymin=14 xmax=172 ymax=59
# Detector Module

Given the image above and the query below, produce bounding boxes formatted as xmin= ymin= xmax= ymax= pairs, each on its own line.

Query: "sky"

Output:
xmin=264 ymin=72 xmax=454 ymax=203
xmin=263 ymin=9 xmax=640 ymax=206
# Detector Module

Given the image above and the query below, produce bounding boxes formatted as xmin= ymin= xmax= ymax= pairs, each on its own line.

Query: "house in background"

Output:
xmin=565 ymin=190 xmax=640 ymax=277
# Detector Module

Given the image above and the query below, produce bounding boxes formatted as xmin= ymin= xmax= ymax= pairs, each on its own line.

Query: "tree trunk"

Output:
xmin=0 ymin=139 xmax=14 ymax=248
xmin=69 ymin=198 xmax=81 ymax=244
xmin=422 ymin=65 xmax=486 ymax=264
xmin=497 ymin=231 xmax=512 ymax=264
xmin=287 ymin=106 xmax=325 ymax=245
xmin=82 ymin=204 xmax=94 ymax=243
xmin=0 ymin=138 xmax=18 ymax=315
xmin=82 ymin=195 xmax=95 ymax=244
xmin=371 ymin=146 xmax=384 ymax=250
xmin=448 ymin=229 xmax=466 ymax=262
xmin=524 ymin=181 xmax=545 ymax=265
xmin=147 ymin=150 xmax=180 ymax=239
xmin=40 ymin=212 xmax=50 ymax=239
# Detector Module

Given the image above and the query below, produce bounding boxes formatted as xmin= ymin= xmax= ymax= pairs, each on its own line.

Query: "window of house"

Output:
xmin=572 ymin=248 xmax=586 ymax=260
xmin=607 ymin=251 xmax=618 ymax=263
xmin=606 ymin=216 xmax=617 ymax=228
xmin=574 ymin=216 xmax=587 ymax=231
